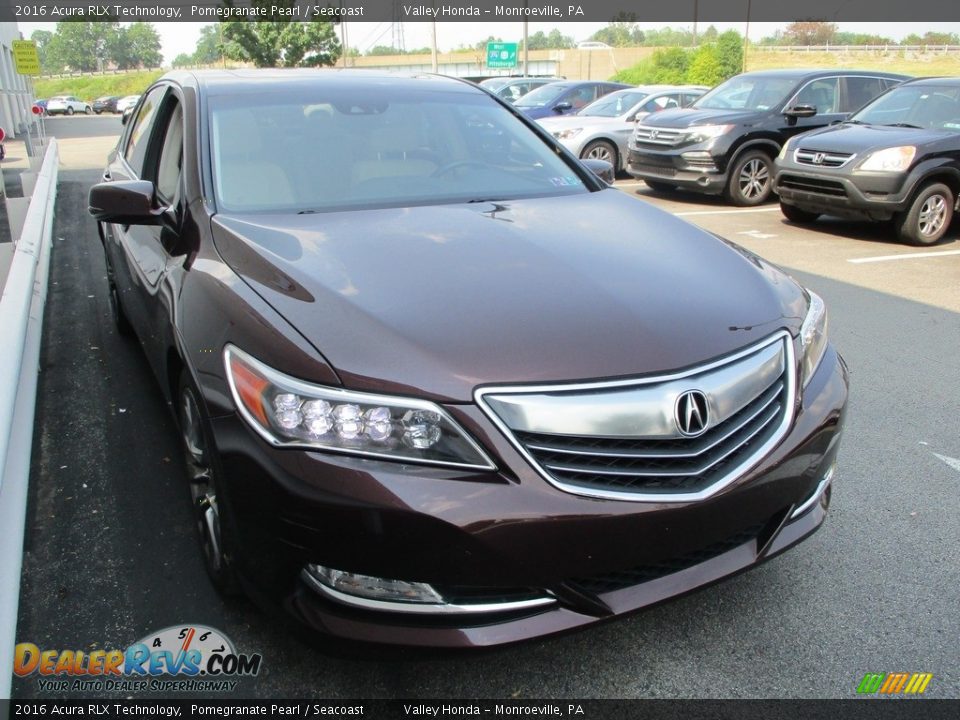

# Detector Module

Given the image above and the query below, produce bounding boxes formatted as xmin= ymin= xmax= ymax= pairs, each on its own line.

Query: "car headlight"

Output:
xmin=798 ymin=291 xmax=829 ymax=388
xmin=554 ymin=128 xmax=583 ymax=140
xmin=860 ymin=146 xmax=916 ymax=172
xmin=224 ymin=345 xmax=495 ymax=470
xmin=687 ymin=124 xmax=734 ymax=143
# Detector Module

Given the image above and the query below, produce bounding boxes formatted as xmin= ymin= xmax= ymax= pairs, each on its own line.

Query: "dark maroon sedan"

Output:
xmin=89 ymin=70 xmax=847 ymax=647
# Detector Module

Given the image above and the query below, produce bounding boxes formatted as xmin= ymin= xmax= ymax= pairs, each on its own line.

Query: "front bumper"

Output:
xmin=626 ymin=146 xmax=727 ymax=194
xmin=775 ymin=164 xmax=911 ymax=220
xmin=209 ymin=346 xmax=848 ymax=648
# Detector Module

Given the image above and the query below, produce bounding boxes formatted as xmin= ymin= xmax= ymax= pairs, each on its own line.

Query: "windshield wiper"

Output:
xmin=884 ymin=122 xmax=923 ymax=129
xmin=843 ymin=119 xmax=869 ymax=125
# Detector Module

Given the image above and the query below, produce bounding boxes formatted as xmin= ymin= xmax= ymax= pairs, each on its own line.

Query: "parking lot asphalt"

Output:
xmin=11 ymin=118 xmax=960 ymax=699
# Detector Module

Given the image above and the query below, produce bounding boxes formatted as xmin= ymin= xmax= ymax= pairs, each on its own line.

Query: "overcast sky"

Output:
xmin=17 ymin=21 xmax=960 ymax=64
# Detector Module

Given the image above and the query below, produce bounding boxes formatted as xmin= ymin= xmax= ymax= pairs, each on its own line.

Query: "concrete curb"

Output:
xmin=0 ymin=139 xmax=59 ymax=700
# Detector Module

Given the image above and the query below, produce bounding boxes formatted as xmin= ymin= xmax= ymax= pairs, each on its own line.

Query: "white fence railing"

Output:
xmin=0 ymin=139 xmax=59 ymax=700
xmin=752 ymin=44 xmax=960 ymax=53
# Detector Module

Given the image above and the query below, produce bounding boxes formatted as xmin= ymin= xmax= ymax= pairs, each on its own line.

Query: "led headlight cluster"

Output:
xmin=798 ymin=290 xmax=829 ymax=388
xmin=224 ymin=345 xmax=494 ymax=470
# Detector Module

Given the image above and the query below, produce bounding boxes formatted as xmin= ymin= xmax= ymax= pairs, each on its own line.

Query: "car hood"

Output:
xmin=788 ymin=122 xmax=956 ymax=153
xmin=538 ymin=116 xmax=630 ymax=132
xmin=641 ymin=107 xmax=762 ymax=129
xmin=212 ymin=192 xmax=807 ymax=402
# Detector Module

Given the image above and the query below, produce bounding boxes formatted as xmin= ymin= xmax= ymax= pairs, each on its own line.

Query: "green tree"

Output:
xmin=172 ymin=53 xmax=194 ymax=69
xmin=30 ymin=30 xmax=53 ymax=72
xmin=715 ymin=30 xmax=743 ymax=79
xmin=547 ymin=28 xmax=575 ymax=49
xmin=590 ymin=20 xmax=645 ymax=47
xmin=643 ymin=27 xmax=694 ymax=47
xmin=687 ymin=45 xmax=723 ymax=86
xmin=46 ymin=21 xmax=119 ymax=72
xmin=701 ymin=25 xmax=719 ymax=43
xmin=221 ymin=13 xmax=341 ymax=67
xmin=125 ymin=23 xmax=162 ymax=67
xmin=366 ymin=45 xmax=403 ymax=56
xmin=649 ymin=47 xmax=690 ymax=83
xmin=193 ymin=24 xmax=222 ymax=65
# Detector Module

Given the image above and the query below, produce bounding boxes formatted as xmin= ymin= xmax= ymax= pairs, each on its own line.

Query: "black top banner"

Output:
xmin=1 ymin=0 xmax=960 ymax=23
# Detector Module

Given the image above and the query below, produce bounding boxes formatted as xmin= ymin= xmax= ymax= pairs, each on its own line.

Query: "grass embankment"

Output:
xmin=745 ymin=49 xmax=960 ymax=77
xmin=33 ymin=70 xmax=164 ymax=100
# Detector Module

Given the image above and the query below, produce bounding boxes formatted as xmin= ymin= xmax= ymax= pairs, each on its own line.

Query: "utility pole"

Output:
xmin=523 ymin=19 xmax=529 ymax=77
xmin=743 ymin=0 xmax=751 ymax=72
xmin=693 ymin=0 xmax=698 ymax=46
xmin=431 ymin=21 xmax=438 ymax=72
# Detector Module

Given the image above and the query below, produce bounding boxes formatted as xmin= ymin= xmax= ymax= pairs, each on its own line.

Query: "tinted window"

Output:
xmin=793 ymin=78 xmax=840 ymax=113
xmin=124 ymin=86 xmax=167 ymax=177
xmin=209 ymin=87 xmax=589 ymax=213
xmin=579 ymin=90 xmax=649 ymax=117
xmin=843 ymin=76 xmax=888 ymax=113
xmin=695 ymin=76 xmax=798 ymax=111
xmin=515 ymin=84 xmax=571 ymax=108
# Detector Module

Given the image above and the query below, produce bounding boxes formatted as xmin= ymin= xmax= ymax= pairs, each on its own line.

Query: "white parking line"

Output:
xmin=847 ymin=249 xmax=960 ymax=264
xmin=674 ymin=207 xmax=782 ymax=217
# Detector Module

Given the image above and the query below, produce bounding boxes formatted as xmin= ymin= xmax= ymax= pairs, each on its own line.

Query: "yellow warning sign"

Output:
xmin=12 ymin=40 xmax=40 ymax=76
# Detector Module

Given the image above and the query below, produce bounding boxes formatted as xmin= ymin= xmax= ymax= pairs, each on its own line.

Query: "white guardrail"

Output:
xmin=0 ymin=139 xmax=59 ymax=700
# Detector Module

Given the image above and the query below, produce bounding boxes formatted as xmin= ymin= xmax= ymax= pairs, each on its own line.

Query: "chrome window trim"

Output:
xmin=475 ymin=330 xmax=797 ymax=503
xmin=301 ymin=570 xmax=556 ymax=615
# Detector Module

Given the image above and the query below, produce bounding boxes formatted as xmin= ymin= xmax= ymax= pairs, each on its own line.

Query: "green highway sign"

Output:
xmin=486 ymin=42 xmax=518 ymax=69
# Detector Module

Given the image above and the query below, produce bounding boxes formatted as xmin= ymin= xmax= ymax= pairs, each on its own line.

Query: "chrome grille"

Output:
xmin=794 ymin=148 xmax=855 ymax=168
xmin=476 ymin=333 xmax=796 ymax=502
xmin=633 ymin=125 xmax=686 ymax=145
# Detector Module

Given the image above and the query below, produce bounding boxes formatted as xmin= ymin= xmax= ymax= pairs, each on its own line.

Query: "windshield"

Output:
xmin=515 ymin=84 xmax=570 ymax=108
xmin=479 ymin=78 xmax=510 ymax=91
xmin=694 ymin=76 xmax=797 ymax=112
xmin=579 ymin=91 xmax=649 ymax=118
xmin=852 ymin=85 xmax=960 ymax=130
xmin=209 ymin=87 xmax=589 ymax=214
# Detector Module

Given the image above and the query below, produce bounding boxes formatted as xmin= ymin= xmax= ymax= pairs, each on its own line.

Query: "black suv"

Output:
xmin=775 ymin=77 xmax=960 ymax=245
xmin=627 ymin=70 xmax=908 ymax=205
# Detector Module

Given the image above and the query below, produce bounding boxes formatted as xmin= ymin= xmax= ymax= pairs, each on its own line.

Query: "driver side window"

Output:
xmin=123 ymin=86 xmax=168 ymax=177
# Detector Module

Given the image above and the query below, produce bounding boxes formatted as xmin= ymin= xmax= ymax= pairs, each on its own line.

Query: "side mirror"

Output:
xmin=625 ymin=113 xmax=636 ymax=123
xmin=582 ymin=158 xmax=614 ymax=185
xmin=553 ymin=101 xmax=572 ymax=113
xmin=784 ymin=104 xmax=818 ymax=119
xmin=121 ymin=107 xmax=134 ymax=125
xmin=89 ymin=180 xmax=168 ymax=226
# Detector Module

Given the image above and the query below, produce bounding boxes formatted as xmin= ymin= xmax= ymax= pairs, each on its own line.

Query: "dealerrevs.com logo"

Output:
xmin=856 ymin=672 xmax=934 ymax=695
xmin=14 ymin=625 xmax=262 ymax=693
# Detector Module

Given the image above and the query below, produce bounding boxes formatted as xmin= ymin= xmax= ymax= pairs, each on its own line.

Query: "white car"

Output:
xmin=46 ymin=96 xmax=92 ymax=116
xmin=538 ymin=85 xmax=708 ymax=172
xmin=116 ymin=95 xmax=141 ymax=114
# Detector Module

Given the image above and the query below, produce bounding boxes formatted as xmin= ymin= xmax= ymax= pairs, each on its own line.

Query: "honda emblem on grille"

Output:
xmin=813 ymin=152 xmax=826 ymax=165
xmin=675 ymin=390 xmax=709 ymax=437
xmin=650 ymin=129 xmax=659 ymax=139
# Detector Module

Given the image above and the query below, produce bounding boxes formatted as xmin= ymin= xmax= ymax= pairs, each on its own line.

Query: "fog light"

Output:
xmin=304 ymin=564 xmax=443 ymax=604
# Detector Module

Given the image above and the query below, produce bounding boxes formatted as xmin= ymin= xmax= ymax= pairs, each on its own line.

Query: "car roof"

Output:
xmin=737 ymin=69 xmax=910 ymax=81
xmin=899 ymin=76 xmax=960 ymax=87
xmin=165 ymin=69 xmax=485 ymax=97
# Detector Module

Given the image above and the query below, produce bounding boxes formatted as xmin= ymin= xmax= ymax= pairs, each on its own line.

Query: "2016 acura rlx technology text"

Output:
xmin=89 ymin=71 xmax=848 ymax=647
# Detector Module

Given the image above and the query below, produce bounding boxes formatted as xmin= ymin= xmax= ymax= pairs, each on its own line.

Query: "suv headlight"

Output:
xmin=860 ymin=146 xmax=915 ymax=172
xmin=224 ymin=345 xmax=495 ymax=470
xmin=798 ymin=291 xmax=829 ymax=388
xmin=687 ymin=124 xmax=734 ymax=143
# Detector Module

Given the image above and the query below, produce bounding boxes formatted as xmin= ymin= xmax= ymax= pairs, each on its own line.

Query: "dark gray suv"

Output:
xmin=627 ymin=70 xmax=908 ymax=205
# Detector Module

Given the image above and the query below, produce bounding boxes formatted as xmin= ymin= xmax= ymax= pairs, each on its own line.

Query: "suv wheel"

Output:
xmin=896 ymin=182 xmax=954 ymax=246
xmin=780 ymin=202 xmax=820 ymax=224
xmin=727 ymin=150 xmax=773 ymax=206
xmin=581 ymin=140 xmax=617 ymax=167
xmin=85 ymin=105 xmax=93 ymax=115
xmin=644 ymin=180 xmax=677 ymax=193
xmin=178 ymin=375 xmax=242 ymax=596
xmin=66 ymin=106 xmax=74 ymax=116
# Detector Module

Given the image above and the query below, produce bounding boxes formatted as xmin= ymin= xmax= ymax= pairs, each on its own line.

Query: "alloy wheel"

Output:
xmin=738 ymin=158 xmax=770 ymax=201
xmin=918 ymin=194 xmax=948 ymax=239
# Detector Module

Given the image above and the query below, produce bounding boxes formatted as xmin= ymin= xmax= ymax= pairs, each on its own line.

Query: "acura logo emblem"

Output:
xmin=675 ymin=390 xmax=709 ymax=437
xmin=813 ymin=152 xmax=826 ymax=165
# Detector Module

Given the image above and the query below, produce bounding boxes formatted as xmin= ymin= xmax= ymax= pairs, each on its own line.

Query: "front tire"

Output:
xmin=581 ymin=140 xmax=617 ymax=168
xmin=66 ymin=107 xmax=74 ymax=116
xmin=896 ymin=182 xmax=954 ymax=246
xmin=84 ymin=106 xmax=93 ymax=115
xmin=178 ymin=375 xmax=242 ymax=596
xmin=726 ymin=150 xmax=773 ymax=206
xmin=780 ymin=202 xmax=820 ymax=224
